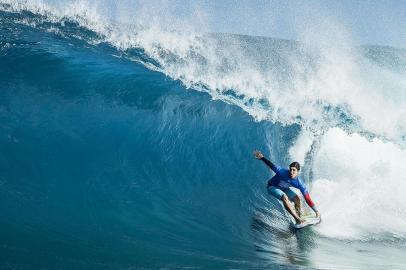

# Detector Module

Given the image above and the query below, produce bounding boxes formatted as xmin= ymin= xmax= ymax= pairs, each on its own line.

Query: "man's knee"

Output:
xmin=281 ymin=194 xmax=289 ymax=203
xmin=293 ymin=196 xmax=301 ymax=205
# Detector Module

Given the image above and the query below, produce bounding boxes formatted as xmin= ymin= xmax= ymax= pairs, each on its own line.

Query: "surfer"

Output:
xmin=254 ymin=150 xmax=320 ymax=224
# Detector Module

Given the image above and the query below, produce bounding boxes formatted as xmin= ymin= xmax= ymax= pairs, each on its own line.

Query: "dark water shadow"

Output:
xmin=251 ymin=210 xmax=319 ymax=269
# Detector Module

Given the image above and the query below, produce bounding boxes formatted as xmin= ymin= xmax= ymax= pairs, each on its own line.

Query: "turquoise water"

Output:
xmin=1 ymin=2 xmax=406 ymax=269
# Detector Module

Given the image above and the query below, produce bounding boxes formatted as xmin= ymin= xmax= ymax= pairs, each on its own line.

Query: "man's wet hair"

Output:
xmin=289 ymin=161 xmax=301 ymax=171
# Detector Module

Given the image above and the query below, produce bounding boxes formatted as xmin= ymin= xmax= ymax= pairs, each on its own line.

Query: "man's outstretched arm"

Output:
xmin=253 ymin=150 xmax=280 ymax=174
xmin=303 ymin=192 xmax=320 ymax=217
xmin=254 ymin=150 xmax=273 ymax=167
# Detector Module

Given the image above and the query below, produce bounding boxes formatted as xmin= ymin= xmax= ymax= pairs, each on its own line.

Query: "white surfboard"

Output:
xmin=293 ymin=217 xmax=321 ymax=229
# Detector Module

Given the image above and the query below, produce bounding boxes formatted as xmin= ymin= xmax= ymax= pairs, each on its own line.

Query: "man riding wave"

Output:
xmin=254 ymin=150 xmax=320 ymax=224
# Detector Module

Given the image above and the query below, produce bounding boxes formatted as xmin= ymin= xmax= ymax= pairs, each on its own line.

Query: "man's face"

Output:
xmin=289 ymin=167 xmax=299 ymax=179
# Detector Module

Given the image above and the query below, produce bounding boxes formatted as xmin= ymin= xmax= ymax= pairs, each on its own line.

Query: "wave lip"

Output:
xmin=2 ymin=0 xmax=406 ymax=146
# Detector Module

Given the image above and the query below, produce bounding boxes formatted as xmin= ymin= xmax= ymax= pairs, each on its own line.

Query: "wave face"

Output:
xmin=1 ymin=1 xmax=406 ymax=269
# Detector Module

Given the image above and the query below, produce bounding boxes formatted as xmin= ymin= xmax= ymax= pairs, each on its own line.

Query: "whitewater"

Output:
xmin=1 ymin=1 xmax=406 ymax=269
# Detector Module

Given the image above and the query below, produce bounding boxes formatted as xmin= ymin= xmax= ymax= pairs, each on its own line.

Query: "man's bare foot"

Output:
xmin=295 ymin=218 xmax=304 ymax=224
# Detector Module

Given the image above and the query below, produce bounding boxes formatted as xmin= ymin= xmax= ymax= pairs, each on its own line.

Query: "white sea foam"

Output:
xmin=291 ymin=128 xmax=406 ymax=240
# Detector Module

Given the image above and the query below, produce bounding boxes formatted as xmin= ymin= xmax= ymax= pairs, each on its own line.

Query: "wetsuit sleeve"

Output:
xmin=296 ymin=177 xmax=318 ymax=212
xmin=260 ymin=157 xmax=282 ymax=175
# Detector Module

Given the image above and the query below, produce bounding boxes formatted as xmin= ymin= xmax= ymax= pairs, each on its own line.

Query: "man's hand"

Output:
xmin=254 ymin=150 xmax=264 ymax=159
xmin=315 ymin=211 xmax=321 ymax=218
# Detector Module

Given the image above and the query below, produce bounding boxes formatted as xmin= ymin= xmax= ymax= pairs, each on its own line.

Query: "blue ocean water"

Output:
xmin=1 ymin=2 xmax=406 ymax=269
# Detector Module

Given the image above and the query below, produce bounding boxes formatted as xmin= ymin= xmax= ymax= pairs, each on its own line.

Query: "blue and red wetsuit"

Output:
xmin=261 ymin=157 xmax=317 ymax=212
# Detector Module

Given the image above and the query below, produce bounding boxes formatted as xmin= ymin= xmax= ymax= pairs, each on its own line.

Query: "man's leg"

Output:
xmin=268 ymin=186 xmax=303 ymax=224
xmin=285 ymin=188 xmax=302 ymax=218
xmin=292 ymin=196 xmax=302 ymax=217
xmin=281 ymin=194 xmax=303 ymax=224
